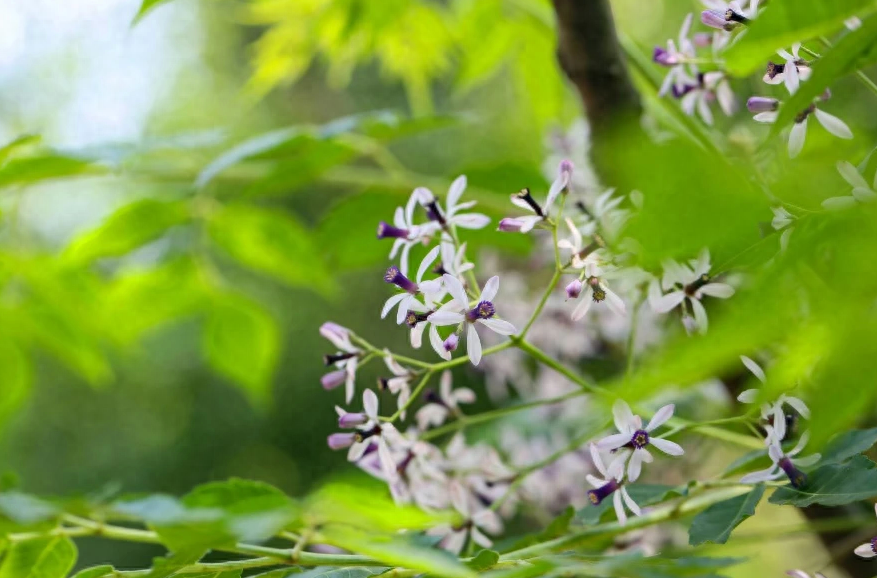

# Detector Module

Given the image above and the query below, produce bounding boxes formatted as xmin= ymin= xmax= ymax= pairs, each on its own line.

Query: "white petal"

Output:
xmin=698 ymin=283 xmax=735 ymax=299
xmin=410 ymin=322 xmax=426 ymax=349
xmin=478 ymin=318 xmax=516 ymax=335
xmin=447 ymin=175 xmax=467 ymax=208
xmin=697 ymin=93 xmax=714 ymax=125
xmin=396 ymin=296 xmax=412 ymax=325
xmin=651 ymin=291 xmax=686 ymax=313
xmin=815 ymin=109 xmax=853 ymax=139
xmin=571 ymin=290 xmax=593 ymax=321
xmin=837 ymin=161 xmax=870 ymax=189
xmin=613 ymin=400 xmax=637 ymax=433
xmin=596 ymin=433 xmax=631 ymax=451
xmin=381 ymin=293 xmax=407 ymax=319
xmin=452 ymin=214 xmax=490 ymax=229
xmin=627 ymin=450 xmax=644 ymax=483
xmin=417 ymin=245 xmax=441 ymax=283
xmin=717 ymin=80 xmax=736 ymax=116
xmin=855 ymin=544 xmax=877 ymax=558
xmin=378 ymin=439 xmax=398 ymax=482
xmin=546 ymin=176 xmax=564 ymax=209
xmin=613 ymin=492 xmax=627 ymax=526
xmin=822 ymin=196 xmax=858 ymax=210
xmin=852 ymin=187 xmax=877 ymax=202
xmin=480 ymin=276 xmax=499 ymax=302
xmin=786 ymin=571 xmax=810 ymax=578
xmin=681 ymin=91 xmax=698 ymax=117
xmin=772 ymin=405 xmax=787 ymax=442
xmin=586 ymin=474 xmax=605 ymax=488
xmin=784 ymin=396 xmax=811 ymax=419
xmin=754 ymin=111 xmax=779 ymax=123
xmin=780 ymin=228 xmax=793 ymax=252
xmin=647 ymin=404 xmax=675 ymax=431
xmin=651 ymin=438 xmax=685 ymax=456
xmin=788 ymin=119 xmax=807 ymax=158
xmin=453 ymin=388 xmax=476 ymax=405
xmin=428 ymin=311 xmax=465 ymax=326
xmin=741 ymin=356 xmax=766 ymax=383
xmin=363 ymin=389 xmax=379 ymax=419
xmin=429 ymin=325 xmax=450 ymax=360
xmin=784 ymin=61 xmax=800 ymax=94
xmin=442 ymin=273 xmax=468 ymax=307
xmin=620 ymin=487 xmax=641 ymax=516
xmin=738 ymin=388 xmax=760 ymax=403
xmin=604 ymin=286 xmax=626 ymax=315
xmin=399 ymin=243 xmax=412 ymax=277
xmin=466 ymin=324 xmax=482 ymax=366
xmin=347 ymin=441 xmax=368 ymax=461
xmin=589 ymin=443 xmax=607 ymax=476
xmin=470 ymin=526 xmax=493 ymax=549
xmin=690 ymin=298 xmax=709 ymax=334
xmin=519 ymin=215 xmax=542 ymax=232
xmin=740 ymin=467 xmax=781 ymax=484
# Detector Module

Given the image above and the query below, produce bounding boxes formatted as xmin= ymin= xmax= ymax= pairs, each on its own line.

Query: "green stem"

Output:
xmin=516 ymin=339 xmax=610 ymax=396
xmin=388 ymin=370 xmax=433 ymax=422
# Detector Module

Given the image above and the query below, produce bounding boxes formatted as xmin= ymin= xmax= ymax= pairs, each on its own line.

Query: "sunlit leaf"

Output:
xmin=467 ymin=549 xmax=500 ymax=571
xmin=688 ymin=485 xmax=765 ymax=545
xmin=0 ymin=338 xmax=31 ymax=425
xmin=0 ymin=155 xmax=103 ymax=189
xmin=203 ymin=293 xmax=280 ymax=403
xmin=146 ymin=547 xmax=207 ymax=578
xmin=70 ymin=566 xmax=115 ymax=578
xmin=0 ymin=537 xmax=77 ymax=578
xmin=133 ymin=0 xmax=176 ymax=24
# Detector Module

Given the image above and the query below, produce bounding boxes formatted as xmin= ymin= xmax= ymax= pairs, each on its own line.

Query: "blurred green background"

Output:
xmin=3 ymin=0 xmax=877 ymax=573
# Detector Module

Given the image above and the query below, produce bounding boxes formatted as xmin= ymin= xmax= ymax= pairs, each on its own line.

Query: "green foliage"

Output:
xmin=146 ymin=547 xmax=208 ymax=578
xmin=724 ymin=0 xmax=877 ymax=75
xmin=203 ymin=293 xmax=281 ymax=404
xmin=769 ymin=454 xmax=877 ymax=506
xmin=207 ymin=203 xmax=334 ymax=295
xmin=133 ymin=0 xmax=175 ymax=24
xmin=0 ymin=537 xmax=77 ymax=578
xmin=296 ymin=568 xmax=387 ymax=578
xmin=0 ymin=155 xmax=103 ymax=188
xmin=688 ymin=485 xmax=765 ymax=545
xmin=64 ymin=199 xmax=191 ymax=264
xmin=70 ymin=566 xmax=115 ymax=578
xmin=772 ymin=16 xmax=877 ymax=133
xmin=467 ymin=549 xmax=500 ymax=571
xmin=818 ymin=427 xmax=877 ymax=465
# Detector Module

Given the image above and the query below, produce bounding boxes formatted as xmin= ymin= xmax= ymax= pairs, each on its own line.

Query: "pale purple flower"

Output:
xmin=656 ymin=14 xmax=695 ymax=98
xmin=500 ymin=160 xmax=574 ymax=234
xmin=571 ymin=276 xmax=626 ymax=321
xmin=675 ymin=72 xmax=735 ymax=124
xmin=382 ymin=246 xmax=444 ymax=325
xmin=701 ymin=0 xmax=759 ymax=29
xmin=378 ymin=352 xmax=414 ymax=419
xmin=377 ymin=189 xmax=440 ymax=276
xmin=427 ymin=275 xmax=516 ymax=366
xmin=649 ymin=249 xmax=734 ymax=334
xmin=763 ymin=44 xmax=811 ymax=94
xmin=822 ymin=161 xmax=877 ymax=210
xmin=740 ymin=431 xmax=819 ymax=487
xmin=585 ymin=444 xmax=641 ymax=525
xmin=752 ymin=94 xmax=852 ymax=159
xmin=416 ymin=370 xmax=475 ymax=430
xmin=853 ymin=505 xmax=877 ymax=559
xmin=329 ymin=389 xmax=400 ymax=483
xmin=737 ymin=355 xmax=811 ymax=434
xmin=416 ymin=176 xmax=490 ymax=231
xmin=565 ymin=279 xmax=583 ymax=300
xmin=321 ymin=322 xmax=361 ymax=403
xmin=427 ymin=480 xmax=503 ymax=553
xmin=747 ymin=96 xmax=779 ymax=113
xmin=596 ymin=400 xmax=684 ymax=482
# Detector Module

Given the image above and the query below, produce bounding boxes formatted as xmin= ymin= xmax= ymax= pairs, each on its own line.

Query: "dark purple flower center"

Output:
xmin=684 ymin=274 xmax=711 ymax=297
xmin=385 ymin=266 xmax=418 ymax=293
xmin=795 ymin=103 xmax=817 ymax=124
xmin=323 ymin=351 xmax=357 ymax=366
xmin=587 ymin=479 xmax=620 ymax=506
xmin=779 ymin=457 xmax=807 ymax=488
xmin=653 ymin=46 xmax=674 ymax=67
xmin=766 ymin=61 xmax=785 ymax=79
xmin=629 ymin=429 xmax=650 ymax=449
xmin=466 ymin=300 xmax=495 ymax=322
xmin=724 ymin=8 xmax=749 ymax=23
xmin=425 ymin=389 xmax=445 ymax=406
xmin=405 ymin=310 xmax=432 ymax=328
xmin=515 ymin=188 xmax=545 ymax=218
xmin=377 ymin=221 xmax=409 ymax=240
xmin=871 ymin=537 xmax=877 ymax=554
xmin=424 ymin=200 xmax=446 ymax=225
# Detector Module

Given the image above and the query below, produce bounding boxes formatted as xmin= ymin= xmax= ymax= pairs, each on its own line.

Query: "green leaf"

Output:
xmin=0 ymin=492 xmax=58 ymax=526
xmin=64 ymin=199 xmax=190 ymax=264
xmin=688 ymin=484 xmax=765 ymax=545
xmin=771 ymin=15 xmax=877 ymax=134
xmin=723 ymin=448 xmax=771 ymax=476
xmin=0 ymin=537 xmax=77 ymax=578
xmin=481 ymin=560 xmax=556 ymax=578
xmin=146 ymin=547 xmax=207 ymax=578
xmin=208 ymin=203 xmax=334 ymax=295
xmin=770 ymin=454 xmax=877 ymax=506
xmin=723 ymin=0 xmax=877 ymax=75
xmin=133 ymin=0 xmax=175 ymax=24
xmin=197 ymin=572 xmax=241 ymax=578
xmin=0 ymin=135 xmax=40 ymax=165
xmin=466 ymin=549 xmax=500 ymax=571
xmin=819 ymin=427 xmax=877 ymax=465
xmin=576 ymin=485 xmax=681 ymax=526
xmin=70 ymin=566 xmax=115 ymax=578
xmin=296 ymin=568 xmax=387 ymax=578
xmin=203 ymin=293 xmax=280 ymax=404
xmin=0 ymin=339 xmax=31 ymax=425
xmin=0 ymin=155 xmax=103 ymax=188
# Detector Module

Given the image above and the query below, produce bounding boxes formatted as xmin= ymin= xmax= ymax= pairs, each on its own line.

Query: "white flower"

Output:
xmin=558 ymin=218 xmax=603 ymax=271
xmin=328 ymin=390 xmax=400 ymax=482
xmin=417 ymin=176 xmax=490 ymax=231
xmin=499 ymin=161 xmax=572 ymax=233
xmin=763 ymin=44 xmax=811 ymax=95
xmin=677 ymin=71 xmax=735 ymax=124
xmin=585 ymin=444 xmax=641 ymax=525
xmin=853 ymin=505 xmax=877 ymax=558
xmin=427 ymin=480 xmax=503 ymax=553
xmin=737 ymin=355 xmax=810 ymax=443
xmin=416 ymin=370 xmax=475 ymax=430
xmin=596 ymin=400 xmax=684 ymax=482
xmin=571 ymin=277 xmax=626 ymax=321
xmin=376 ymin=189 xmax=440 ymax=276
xmin=379 ymin=353 xmax=414 ymax=419
xmin=740 ymin=431 xmax=820 ymax=487
xmin=823 ymin=161 xmax=877 ymax=210
xmin=753 ymin=98 xmax=852 ymax=159
xmin=655 ymin=14 xmax=696 ymax=98
xmin=771 ymin=206 xmax=795 ymax=252
xmin=427 ymin=275 xmax=516 ymax=366
xmin=382 ymin=245 xmax=444 ymax=325
xmin=649 ymin=249 xmax=734 ymax=334
xmin=320 ymin=322 xmax=362 ymax=404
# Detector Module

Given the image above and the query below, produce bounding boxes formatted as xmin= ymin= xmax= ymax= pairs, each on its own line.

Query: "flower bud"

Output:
xmin=701 ymin=9 xmax=727 ymax=30
xmin=693 ymin=32 xmax=713 ymax=48
xmin=747 ymin=97 xmax=780 ymax=113
xmin=321 ymin=369 xmax=346 ymax=390
xmin=327 ymin=432 xmax=357 ymax=450
xmin=498 ymin=218 xmax=525 ymax=233
xmin=443 ymin=333 xmax=459 ymax=353
xmin=653 ymin=46 xmax=677 ymax=67
xmin=566 ymin=279 xmax=583 ymax=300
xmin=338 ymin=412 xmax=369 ymax=428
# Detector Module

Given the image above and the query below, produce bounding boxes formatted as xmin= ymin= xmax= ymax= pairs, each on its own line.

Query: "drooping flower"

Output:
xmin=382 ymin=246 xmax=444 ymax=325
xmin=822 ymin=160 xmax=877 ymax=210
xmin=585 ymin=444 xmax=641 ymax=525
xmin=649 ymin=249 xmax=734 ymax=334
xmin=416 ymin=370 xmax=476 ymax=430
xmin=499 ymin=161 xmax=573 ymax=234
xmin=427 ymin=275 xmax=517 ymax=365
xmin=740 ymin=431 xmax=820 ymax=487
xmin=377 ymin=353 xmax=414 ymax=419
xmin=377 ymin=189 xmax=440 ymax=276
xmin=737 ymin=355 xmax=811 ymax=443
xmin=328 ymin=390 xmax=400 ymax=482
xmin=571 ymin=276 xmax=626 ymax=321
xmin=751 ymin=91 xmax=852 ymax=159
xmin=853 ymin=505 xmax=877 ymax=559
xmin=770 ymin=206 xmax=795 ymax=252
xmin=416 ymin=176 xmax=490 ymax=231
xmin=674 ymin=71 xmax=736 ymax=124
xmin=763 ymin=44 xmax=811 ymax=94
xmin=596 ymin=400 xmax=684 ymax=482
xmin=320 ymin=322 xmax=362 ymax=404
xmin=427 ymin=480 xmax=504 ymax=554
